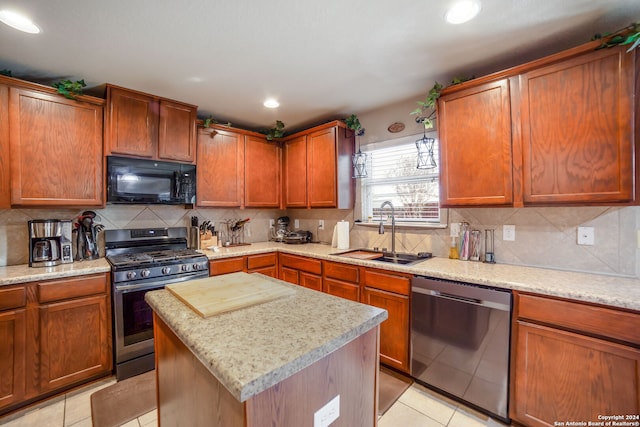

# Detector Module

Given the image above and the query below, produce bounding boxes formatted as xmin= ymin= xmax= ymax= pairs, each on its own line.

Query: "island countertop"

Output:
xmin=145 ymin=274 xmax=387 ymax=402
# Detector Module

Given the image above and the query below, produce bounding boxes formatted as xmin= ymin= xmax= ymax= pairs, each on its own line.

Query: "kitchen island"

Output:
xmin=145 ymin=273 xmax=387 ymax=427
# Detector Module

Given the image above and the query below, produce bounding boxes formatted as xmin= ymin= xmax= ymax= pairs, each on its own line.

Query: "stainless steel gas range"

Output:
xmin=105 ymin=227 xmax=209 ymax=380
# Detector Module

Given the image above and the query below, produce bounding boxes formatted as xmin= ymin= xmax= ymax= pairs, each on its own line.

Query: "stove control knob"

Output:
xmin=162 ymin=267 xmax=171 ymax=275
xmin=181 ymin=264 xmax=191 ymax=272
xmin=141 ymin=269 xmax=151 ymax=278
xmin=126 ymin=271 xmax=137 ymax=280
xmin=192 ymin=263 xmax=200 ymax=270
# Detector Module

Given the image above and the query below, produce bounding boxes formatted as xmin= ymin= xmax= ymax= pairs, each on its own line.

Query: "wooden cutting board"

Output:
xmin=165 ymin=272 xmax=296 ymax=318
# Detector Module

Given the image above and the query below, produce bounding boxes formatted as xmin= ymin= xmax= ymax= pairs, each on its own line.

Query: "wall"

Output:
xmin=2 ymin=203 xmax=638 ymax=278
xmin=0 ymin=206 xmax=285 ymax=267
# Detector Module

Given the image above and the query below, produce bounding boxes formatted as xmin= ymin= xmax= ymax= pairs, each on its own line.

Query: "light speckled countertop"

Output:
xmin=201 ymin=242 xmax=640 ymax=312
xmin=1 ymin=241 xmax=639 ymax=311
xmin=0 ymin=258 xmax=110 ymax=285
xmin=145 ymin=276 xmax=387 ymax=402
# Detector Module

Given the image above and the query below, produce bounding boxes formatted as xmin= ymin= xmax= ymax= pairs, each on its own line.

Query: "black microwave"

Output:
xmin=107 ymin=156 xmax=196 ymax=204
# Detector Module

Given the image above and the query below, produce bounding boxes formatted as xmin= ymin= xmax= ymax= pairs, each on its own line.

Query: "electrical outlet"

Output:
xmin=294 ymin=219 xmax=299 ymax=229
xmin=314 ymin=395 xmax=340 ymax=427
xmin=318 ymin=220 xmax=324 ymax=230
xmin=503 ymin=225 xmax=516 ymax=241
xmin=450 ymin=222 xmax=461 ymax=237
xmin=577 ymin=226 xmax=595 ymax=245
xmin=269 ymin=219 xmax=275 ymax=228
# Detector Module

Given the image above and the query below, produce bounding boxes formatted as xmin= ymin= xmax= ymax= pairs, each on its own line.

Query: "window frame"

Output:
xmin=356 ymin=131 xmax=448 ymax=229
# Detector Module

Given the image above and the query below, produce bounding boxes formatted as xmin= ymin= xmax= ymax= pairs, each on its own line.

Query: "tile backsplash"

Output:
xmin=2 ymin=205 xmax=639 ymax=278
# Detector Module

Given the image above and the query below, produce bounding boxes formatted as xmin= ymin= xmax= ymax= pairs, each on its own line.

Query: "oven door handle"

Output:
xmin=115 ymin=281 xmax=168 ymax=293
xmin=413 ymin=287 xmax=511 ymax=311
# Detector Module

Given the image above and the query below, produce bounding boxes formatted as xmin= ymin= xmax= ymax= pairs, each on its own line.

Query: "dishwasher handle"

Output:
xmin=412 ymin=286 xmax=511 ymax=312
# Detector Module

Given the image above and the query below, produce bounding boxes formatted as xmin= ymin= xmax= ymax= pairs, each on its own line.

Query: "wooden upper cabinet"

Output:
xmin=283 ymin=121 xmax=354 ymax=209
xmin=244 ymin=135 xmax=281 ymax=208
xmin=438 ymin=42 xmax=637 ymax=207
xmin=438 ymin=79 xmax=514 ymax=207
xmin=158 ymin=99 xmax=197 ymax=162
xmin=106 ymin=85 xmax=197 ymax=163
xmin=0 ymin=83 xmax=10 ymax=208
xmin=9 ymin=86 xmax=104 ymax=206
xmin=106 ymin=86 xmax=156 ymax=158
xmin=283 ymin=135 xmax=308 ymax=208
xmin=520 ymin=46 xmax=635 ymax=204
xmin=196 ymin=127 xmax=244 ymax=207
xmin=308 ymin=127 xmax=338 ymax=207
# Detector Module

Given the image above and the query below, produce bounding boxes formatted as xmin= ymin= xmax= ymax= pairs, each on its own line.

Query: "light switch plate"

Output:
xmin=314 ymin=395 xmax=339 ymax=427
xmin=503 ymin=225 xmax=515 ymax=241
xmin=318 ymin=220 xmax=324 ymax=230
xmin=577 ymin=226 xmax=595 ymax=245
xmin=294 ymin=219 xmax=300 ymax=229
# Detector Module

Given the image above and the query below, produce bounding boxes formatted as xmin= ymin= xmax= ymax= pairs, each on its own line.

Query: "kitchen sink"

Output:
xmin=331 ymin=249 xmax=432 ymax=266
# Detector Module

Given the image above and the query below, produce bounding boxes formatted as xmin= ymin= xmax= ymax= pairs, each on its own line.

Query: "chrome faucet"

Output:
xmin=378 ymin=200 xmax=396 ymax=255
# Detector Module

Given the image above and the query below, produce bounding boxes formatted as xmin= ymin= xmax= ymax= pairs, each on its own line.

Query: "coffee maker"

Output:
xmin=28 ymin=219 xmax=74 ymax=267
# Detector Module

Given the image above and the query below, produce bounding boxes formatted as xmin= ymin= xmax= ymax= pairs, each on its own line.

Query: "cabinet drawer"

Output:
xmin=363 ymin=269 xmax=410 ymax=296
xmin=0 ymin=286 xmax=26 ymax=311
xmin=517 ymin=293 xmax=640 ymax=346
xmin=247 ymin=253 xmax=276 ymax=270
xmin=324 ymin=278 xmax=359 ymax=301
xmin=38 ymin=274 xmax=107 ymax=304
xmin=279 ymin=254 xmax=322 ymax=275
xmin=324 ymin=261 xmax=359 ymax=283
xmin=209 ymin=257 xmax=245 ymax=276
xmin=300 ymin=272 xmax=322 ymax=292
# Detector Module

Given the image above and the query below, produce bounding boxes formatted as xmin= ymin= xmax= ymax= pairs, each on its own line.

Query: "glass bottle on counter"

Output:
xmin=448 ymin=236 xmax=459 ymax=259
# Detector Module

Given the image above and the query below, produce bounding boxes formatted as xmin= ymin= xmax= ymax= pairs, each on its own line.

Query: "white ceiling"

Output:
xmin=1 ymin=0 xmax=639 ymax=133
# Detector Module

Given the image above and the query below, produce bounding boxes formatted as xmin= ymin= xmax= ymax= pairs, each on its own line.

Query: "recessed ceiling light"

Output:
xmin=0 ymin=10 xmax=40 ymax=34
xmin=263 ymin=99 xmax=280 ymax=109
xmin=445 ymin=0 xmax=481 ymax=24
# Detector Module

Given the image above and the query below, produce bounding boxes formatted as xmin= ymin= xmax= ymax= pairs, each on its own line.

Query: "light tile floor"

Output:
xmin=0 ymin=376 xmax=510 ymax=427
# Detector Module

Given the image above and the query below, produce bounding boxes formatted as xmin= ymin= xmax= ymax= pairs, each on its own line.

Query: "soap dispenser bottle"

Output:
xmin=448 ymin=236 xmax=459 ymax=259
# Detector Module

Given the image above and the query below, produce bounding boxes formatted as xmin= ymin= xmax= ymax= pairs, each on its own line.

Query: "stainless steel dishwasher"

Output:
xmin=411 ymin=276 xmax=512 ymax=422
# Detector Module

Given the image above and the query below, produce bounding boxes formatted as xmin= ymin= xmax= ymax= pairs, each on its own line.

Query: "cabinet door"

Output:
xmin=308 ymin=127 xmax=337 ymax=207
xmin=283 ymin=135 xmax=307 ymax=208
xmin=512 ymin=321 xmax=640 ymax=427
xmin=279 ymin=266 xmax=299 ymax=285
xmin=0 ymin=83 xmax=9 ymax=208
xmin=438 ymin=79 xmax=514 ymax=207
xmin=158 ymin=99 xmax=197 ymax=163
xmin=106 ymin=86 xmax=157 ymax=158
xmin=248 ymin=266 xmax=277 ymax=278
xmin=520 ymin=46 xmax=635 ymax=204
xmin=299 ymin=272 xmax=322 ymax=292
xmin=196 ymin=129 xmax=244 ymax=207
xmin=9 ymin=87 xmax=103 ymax=206
xmin=0 ymin=308 xmax=26 ymax=410
xmin=38 ymin=295 xmax=111 ymax=392
xmin=245 ymin=135 xmax=281 ymax=207
xmin=324 ymin=278 xmax=359 ymax=301
xmin=362 ymin=287 xmax=410 ymax=373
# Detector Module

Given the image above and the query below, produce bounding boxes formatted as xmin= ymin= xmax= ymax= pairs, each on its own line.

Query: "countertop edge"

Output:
xmin=146 ymin=279 xmax=388 ymax=402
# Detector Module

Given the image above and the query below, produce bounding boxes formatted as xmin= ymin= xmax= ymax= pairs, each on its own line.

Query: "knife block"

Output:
xmin=200 ymin=231 xmax=218 ymax=249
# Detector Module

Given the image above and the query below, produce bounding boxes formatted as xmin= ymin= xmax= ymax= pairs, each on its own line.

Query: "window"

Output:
xmin=360 ymin=132 xmax=440 ymax=224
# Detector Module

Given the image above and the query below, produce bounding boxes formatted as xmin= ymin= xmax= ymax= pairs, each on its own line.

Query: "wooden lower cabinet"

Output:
xmin=323 ymin=261 xmax=361 ymax=302
xmin=209 ymin=257 xmax=245 ymax=276
xmin=278 ymin=253 xmax=322 ymax=291
xmin=38 ymin=295 xmax=110 ymax=392
xmin=210 ymin=253 xmax=277 ymax=278
xmin=0 ymin=285 xmax=27 ymax=410
xmin=511 ymin=292 xmax=640 ymax=426
xmin=362 ymin=269 xmax=411 ymax=373
xmin=0 ymin=273 xmax=112 ymax=415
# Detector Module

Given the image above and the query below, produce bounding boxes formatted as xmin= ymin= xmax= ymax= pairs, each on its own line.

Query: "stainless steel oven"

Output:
xmin=411 ymin=276 xmax=512 ymax=423
xmin=106 ymin=227 xmax=209 ymax=380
